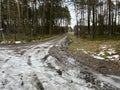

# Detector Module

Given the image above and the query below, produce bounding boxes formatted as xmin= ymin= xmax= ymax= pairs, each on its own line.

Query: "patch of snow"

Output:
xmin=97 ymin=74 xmax=120 ymax=89
xmin=107 ymin=49 xmax=116 ymax=55
xmin=80 ymin=45 xmax=120 ymax=61
xmin=8 ymin=41 xmax=11 ymax=44
xmin=67 ymin=57 xmax=75 ymax=64
xmin=100 ymin=45 xmax=108 ymax=50
xmin=98 ymin=51 xmax=105 ymax=56
xmin=15 ymin=41 xmax=22 ymax=44
xmin=91 ymin=54 xmax=104 ymax=60
xmin=45 ymin=56 xmax=60 ymax=70
xmin=100 ymin=82 xmax=104 ymax=88
xmin=107 ymin=55 xmax=119 ymax=61
xmin=108 ymin=75 xmax=120 ymax=80
xmin=1 ymin=41 xmax=7 ymax=44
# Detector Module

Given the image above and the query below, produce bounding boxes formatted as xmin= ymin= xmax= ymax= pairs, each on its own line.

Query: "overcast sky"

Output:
xmin=68 ymin=5 xmax=76 ymax=28
xmin=64 ymin=2 xmax=76 ymax=28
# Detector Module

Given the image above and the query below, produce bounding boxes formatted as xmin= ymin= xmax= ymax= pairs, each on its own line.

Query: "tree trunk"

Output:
xmin=0 ymin=0 xmax=5 ymax=41
xmin=108 ymin=0 xmax=112 ymax=36
xmin=88 ymin=1 xmax=91 ymax=35
xmin=92 ymin=4 xmax=95 ymax=39
xmin=49 ymin=0 xmax=53 ymax=35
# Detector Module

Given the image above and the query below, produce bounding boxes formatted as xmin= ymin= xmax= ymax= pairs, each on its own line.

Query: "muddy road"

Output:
xmin=0 ymin=35 xmax=120 ymax=90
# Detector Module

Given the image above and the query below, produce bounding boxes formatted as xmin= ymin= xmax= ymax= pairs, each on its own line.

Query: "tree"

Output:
xmin=0 ymin=0 xmax=71 ymax=41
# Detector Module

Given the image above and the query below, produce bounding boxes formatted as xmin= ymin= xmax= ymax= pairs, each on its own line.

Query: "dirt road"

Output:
xmin=0 ymin=35 xmax=120 ymax=90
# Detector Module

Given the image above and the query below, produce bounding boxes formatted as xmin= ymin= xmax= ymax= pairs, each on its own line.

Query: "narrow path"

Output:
xmin=0 ymin=35 xmax=120 ymax=90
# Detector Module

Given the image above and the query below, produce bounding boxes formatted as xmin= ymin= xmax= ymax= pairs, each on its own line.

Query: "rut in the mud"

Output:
xmin=48 ymin=36 xmax=120 ymax=90
xmin=0 ymin=35 xmax=120 ymax=90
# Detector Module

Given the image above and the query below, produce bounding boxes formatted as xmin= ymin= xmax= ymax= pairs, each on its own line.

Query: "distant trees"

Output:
xmin=73 ymin=0 xmax=120 ymax=39
xmin=0 ymin=0 xmax=2 ymax=30
xmin=0 ymin=0 xmax=70 ymax=41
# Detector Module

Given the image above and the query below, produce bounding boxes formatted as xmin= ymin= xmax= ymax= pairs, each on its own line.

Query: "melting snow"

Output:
xmin=97 ymin=74 xmax=120 ymax=89
xmin=91 ymin=54 xmax=104 ymax=60
xmin=15 ymin=41 xmax=22 ymax=44
xmin=0 ymin=38 xmax=94 ymax=90
xmin=0 ymin=37 xmax=120 ymax=90
xmin=80 ymin=45 xmax=120 ymax=61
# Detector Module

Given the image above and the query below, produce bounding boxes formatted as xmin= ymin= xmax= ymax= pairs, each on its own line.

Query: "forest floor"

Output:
xmin=68 ymin=32 xmax=120 ymax=76
xmin=0 ymin=34 xmax=120 ymax=90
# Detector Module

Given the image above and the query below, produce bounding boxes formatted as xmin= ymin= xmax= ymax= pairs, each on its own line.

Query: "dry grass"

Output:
xmin=68 ymin=33 xmax=120 ymax=55
xmin=67 ymin=33 xmax=120 ymax=76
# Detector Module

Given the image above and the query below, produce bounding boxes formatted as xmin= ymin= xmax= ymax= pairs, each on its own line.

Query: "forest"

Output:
xmin=0 ymin=0 xmax=70 ymax=41
xmin=73 ymin=0 xmax=120 ymax=39
xmin=0 ymin=0 xmax=120 ymax=41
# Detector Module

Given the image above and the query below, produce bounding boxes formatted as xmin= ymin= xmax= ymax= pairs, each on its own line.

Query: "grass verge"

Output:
xmin=67 ymin=32 xmax=120 ymax=76
xmin=68 ymin=32 xmax=120 ymax=56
